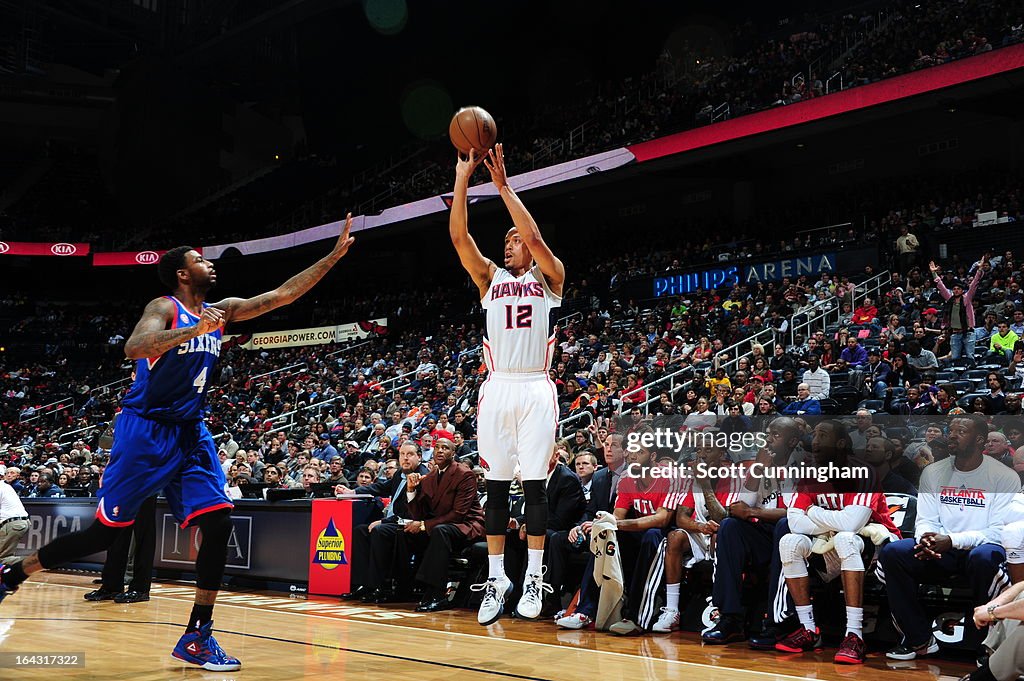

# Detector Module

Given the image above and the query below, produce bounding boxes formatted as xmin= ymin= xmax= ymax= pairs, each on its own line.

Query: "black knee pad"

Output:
xmin=194 ymin=509 xmax=233 ymax=590
xmin=522 ymin=479 xmax=548 ymax=537
xmin=38 ymin=519 xmax=121 ymax=569
xmin=484 ymin=479 xmax=512 ymax=536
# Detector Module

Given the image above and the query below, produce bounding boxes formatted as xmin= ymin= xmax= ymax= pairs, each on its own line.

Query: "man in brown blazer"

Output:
xmin=404 ymin=430 xmax=485 ymax=612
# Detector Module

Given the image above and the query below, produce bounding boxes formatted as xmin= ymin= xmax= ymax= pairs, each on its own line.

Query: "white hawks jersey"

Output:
xmin=481 ymin=265 xmax=561 ymax=373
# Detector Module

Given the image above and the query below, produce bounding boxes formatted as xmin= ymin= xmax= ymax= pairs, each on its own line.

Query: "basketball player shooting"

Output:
xmin=0 ymin=216 xmax=355 ymax=671
xmin=450 ymin=143 xmax=565 ymax=625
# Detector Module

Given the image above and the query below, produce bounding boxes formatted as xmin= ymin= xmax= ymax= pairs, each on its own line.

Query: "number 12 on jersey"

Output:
xmin=504 ymin=304 xmax=533 ymax=329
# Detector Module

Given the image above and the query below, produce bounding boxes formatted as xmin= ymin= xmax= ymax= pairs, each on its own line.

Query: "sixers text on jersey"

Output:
xmin=121 ymin=296 xmax=222 ymax=422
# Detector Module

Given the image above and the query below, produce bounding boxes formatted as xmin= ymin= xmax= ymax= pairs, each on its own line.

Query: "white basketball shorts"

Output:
xmin=476 ymin=372 xmax=558 ymax=481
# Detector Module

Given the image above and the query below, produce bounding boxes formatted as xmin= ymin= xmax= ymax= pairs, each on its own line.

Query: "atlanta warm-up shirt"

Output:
xmin=481 ymin=265 xmax=561 ymax=374
xmin=121 ymin=296 xmax=222 ymax=422
xmin=915 ymin=455 xmax=1021 ymax=547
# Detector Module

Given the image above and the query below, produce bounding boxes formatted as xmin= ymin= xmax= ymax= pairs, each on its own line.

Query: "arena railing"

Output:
xmin=787 ymin=269 xmax=891 ymax=347
xmin=19 ymin=396 xmax=74 ymax=424
xmin=325 ymin=339 xmax=373 ymax=361
xmin=617 ymin=364 xmax=696 ymax=415
xmin=244 ymin=362 xmax=308 ymax=390
xmin=89 ymin=375 xmax=132 ymax=397
xmin=557 ymin=410 xmax=594 ymax=439
xmin=264 ymin=394 xmax=349 ymax=437
xmin=57 ymin=422 xmax=106 ymax=447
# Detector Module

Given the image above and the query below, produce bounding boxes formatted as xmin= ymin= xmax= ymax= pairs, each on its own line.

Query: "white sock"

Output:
xmin=796 ymin=604 xmax=816 ymax=631
xmin=845 ymin=606 xmax=863 ymax=638
xmin=665 ymin=583 xmax=681 ymax=612
xmin=526 ymin=548 xmax=544 ymax=578
xmin=488 ymin=554 xmax=506 ymax=581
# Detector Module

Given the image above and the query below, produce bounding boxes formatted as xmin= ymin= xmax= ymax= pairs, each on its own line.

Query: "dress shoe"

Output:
xmin=702 ymin=616 xmax=746 ymax=644
xmin=114 ymin=590 xmax=150 ymax=604
xmin=341 ymin=585 xmax=367 ymax=601
xmin=415 ymin=596 xmax=451 ymax=613
xmin=748 ymin=617 xmax=796 ymax=650
xmin=84 ymin=588 xmax=122 ymax=602
xmin=371 ymin=588 xmax=398 ymax=604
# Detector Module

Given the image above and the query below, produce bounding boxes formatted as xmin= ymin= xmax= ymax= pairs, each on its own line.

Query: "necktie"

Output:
xmin=386 ymin=474 xmax=407 ymax=518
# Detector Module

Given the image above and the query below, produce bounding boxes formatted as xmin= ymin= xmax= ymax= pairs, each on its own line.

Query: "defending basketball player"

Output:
xmin=450 ymin=143 xmax=565 ymax=625
xmin=0 ymin=215 xmax=355 ymax=671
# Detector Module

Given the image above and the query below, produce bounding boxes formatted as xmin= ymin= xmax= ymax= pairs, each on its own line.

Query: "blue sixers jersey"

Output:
xmin=121 ymin=296 xmax=222 ymax=422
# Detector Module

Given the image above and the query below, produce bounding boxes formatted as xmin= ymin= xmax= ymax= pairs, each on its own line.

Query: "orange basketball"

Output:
xmin=448 ymin=106 xmax=497 ymax=156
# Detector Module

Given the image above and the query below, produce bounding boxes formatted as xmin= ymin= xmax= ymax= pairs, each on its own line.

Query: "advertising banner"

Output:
xmin=202 ymin=148 xmax=635 ymax=259
xmin=222 ymin=318 xmax=387 ymax=351
xmin=308 ymin=499 xmax=353 ymax=596
xmin=93 ymin=249 xmax=184 ymax=266
xmin=154 ymin=499 xmax=311 ymax=583
xmin=642 ymin=246 xmax=877 ymax=299
xmin=15 ymin=500 xmax=107 ymax=564
xmin=0 ymin=241 xmax=90 ymax=257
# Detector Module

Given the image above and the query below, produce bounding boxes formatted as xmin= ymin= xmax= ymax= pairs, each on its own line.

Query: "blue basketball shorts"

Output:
xmin=97 ymin=411 xmax=232 ymax=528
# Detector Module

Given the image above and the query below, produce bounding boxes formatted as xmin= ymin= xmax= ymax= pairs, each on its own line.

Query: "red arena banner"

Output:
xmin=0 ymin=241 xmax=90 ymax=256
xmin=308 ymin=499 xmax=353 ymax=596
xmin=92 ymin=250 xmax=178 ymax=266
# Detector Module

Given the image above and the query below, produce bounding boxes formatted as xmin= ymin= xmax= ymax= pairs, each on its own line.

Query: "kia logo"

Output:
xmin=51 ymin=242 xmax=76 ymax=256
xmin=0 ymin=241 xmax=8 ymax=254
xmin=136 ymin=250 xmax=159 ymax=264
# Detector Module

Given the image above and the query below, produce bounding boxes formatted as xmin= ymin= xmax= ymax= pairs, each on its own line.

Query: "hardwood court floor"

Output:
xmin=0 ymin=572 xmax=973 ymax=681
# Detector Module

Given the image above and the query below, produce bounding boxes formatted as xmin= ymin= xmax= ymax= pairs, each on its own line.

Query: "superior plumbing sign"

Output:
xmin=223 ymin=318 xmax=387 ymax=351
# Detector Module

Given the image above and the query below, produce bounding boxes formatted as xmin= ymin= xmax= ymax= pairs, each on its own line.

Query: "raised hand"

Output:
xmin=455 ymin=148 xmax=485 ymax=181
xmin=483 ymin=143 xmax=508 ymax=190
xmin=929 ymin=261 xmax=940 ymax=274
xmin=332 ymin=213 xmax=355 ymax=259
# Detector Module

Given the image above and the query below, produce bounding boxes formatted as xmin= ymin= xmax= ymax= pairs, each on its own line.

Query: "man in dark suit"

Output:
xmin=399 ymin=430 xmax=485 ymax=612
xmin=546 ymin=432 xmax=626 ymax=612
xmin=504 ymin=447 xmax=586 ymax=612
xmin=337 ymin=441 xmax=429 ymax=602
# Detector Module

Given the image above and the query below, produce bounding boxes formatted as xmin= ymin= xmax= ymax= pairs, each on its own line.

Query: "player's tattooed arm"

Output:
xmin=213 ymin=214 xmax=355 ymax=322
xmin=124 ymin=297 xmax=205 ymax=359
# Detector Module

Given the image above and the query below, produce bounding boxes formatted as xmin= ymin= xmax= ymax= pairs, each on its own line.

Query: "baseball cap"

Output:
xmin=923 ymin=307 xmax=938 ymax=315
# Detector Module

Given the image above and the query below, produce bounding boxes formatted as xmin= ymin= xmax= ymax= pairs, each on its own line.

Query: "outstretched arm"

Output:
xmin=450 ymin=150 xmax=495 ymax=299
xmin=484 ymin=143 xmax=564 ymax=296
xmin=212 ymin=214 xmax=355 ymax=323
xmin=125 ymin=297 xmax=220 ymax=359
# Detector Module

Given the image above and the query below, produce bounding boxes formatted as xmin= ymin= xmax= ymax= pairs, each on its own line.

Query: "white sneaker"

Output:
xmin=651 ymin=608 xmax=680 ymax=633
xmin=471 ymin=577 xmax=513 ymax=626
xmin=516 ymin=570 xmax=553 ymax=620
xmin=609 ymin=619 xmax=639 ymax=636
xmin=555 ymin=612 xmax=593 ymax=629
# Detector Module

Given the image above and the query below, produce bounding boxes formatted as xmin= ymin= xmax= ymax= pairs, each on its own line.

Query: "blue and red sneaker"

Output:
xmin=171 ymin=621 xmax=241 ymax=671
xmin=0 ymin=564 xmax=19 ymax=604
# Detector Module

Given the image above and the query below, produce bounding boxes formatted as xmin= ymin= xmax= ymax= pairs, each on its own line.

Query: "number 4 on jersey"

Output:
xmin=504 ymin=304 xmax=533 ymax=329
xmin=193 ymin=367 xmax=208 ymax=394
